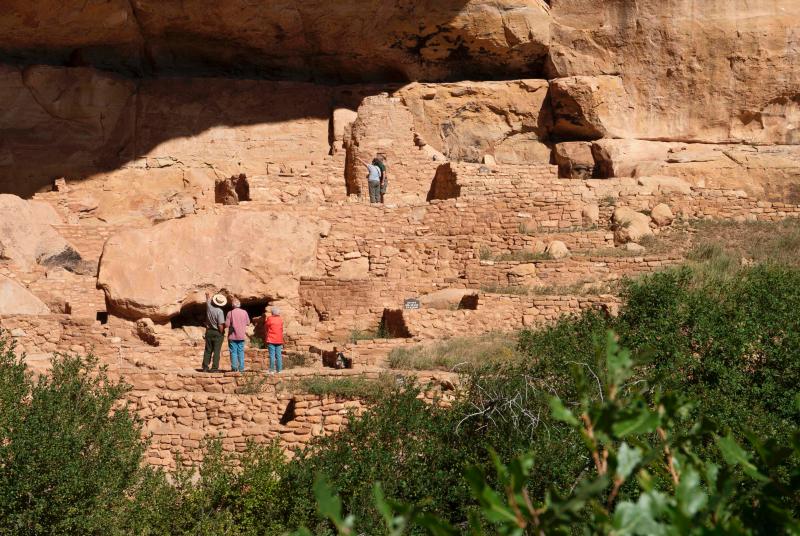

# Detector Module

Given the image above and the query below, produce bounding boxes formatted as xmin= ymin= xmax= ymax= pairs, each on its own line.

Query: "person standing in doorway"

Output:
xmin=202 ymin=292 xmax=227 ymax=372
xmin=266 ymin=306 xmax=284 ymax=373
xmin=357 ymin=155 xmax=383 ymax=204
xmin=225 ymin=297 xmax=250 ymax=372
xmin=374 ymin=154 xmax=388 ymax=203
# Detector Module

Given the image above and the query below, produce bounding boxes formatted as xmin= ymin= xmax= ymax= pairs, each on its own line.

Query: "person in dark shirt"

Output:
xmin=202 ymin=292 xmax=226 ymax=372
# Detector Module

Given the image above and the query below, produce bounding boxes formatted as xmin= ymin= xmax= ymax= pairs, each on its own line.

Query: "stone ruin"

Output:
xmin=0 ymin=0 xmax=799 ymax=468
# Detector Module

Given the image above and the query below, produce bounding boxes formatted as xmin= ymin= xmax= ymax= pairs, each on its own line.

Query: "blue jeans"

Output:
xmin=268 ymin=343 xmax=283 ymax=372
xmin=229 ymin=340 xmax=245 ymax=371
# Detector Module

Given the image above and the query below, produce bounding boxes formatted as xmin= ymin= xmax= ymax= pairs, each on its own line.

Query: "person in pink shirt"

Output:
xmin=265 ymin=306 xmax=284 ymax=373
xmin=224 ymin=297 xmax=250 ymax=372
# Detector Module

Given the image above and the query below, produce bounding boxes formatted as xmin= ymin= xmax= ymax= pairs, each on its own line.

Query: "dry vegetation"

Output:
xmin=388 ymin=332 xmax=522 ymax=371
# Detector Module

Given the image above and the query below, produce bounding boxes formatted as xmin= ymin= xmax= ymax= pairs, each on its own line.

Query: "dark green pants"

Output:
xmin=202 ymin=328 xmax=223 ymax=371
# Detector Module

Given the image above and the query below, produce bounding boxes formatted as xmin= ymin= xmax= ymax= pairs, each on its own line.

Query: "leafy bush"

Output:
xmin=0 ymin=341 xmax=146 ymax=534
xmin=274 ymin=384 xmax=479 ymax=534
xmin=298 ymin=334 xmax=800 ymax=535
xmin=292 ymin=374 xmax=398 ymax=401
xmin=518 ymin=265 xmax=800 ymax=503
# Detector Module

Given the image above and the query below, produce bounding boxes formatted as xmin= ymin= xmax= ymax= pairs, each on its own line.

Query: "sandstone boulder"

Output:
xmin=507 ymin=264 xmax=538 ymax=286
xmin=545 ymin=241 xmax=570 ymax=259
xmin=97 ymin=212 xmax=321 ymax=321
xmin=591 ymin=139 xmax=673 ymax=178
xmin=419 ymin=288 xmax=479 ymax=310
xmin=0 ymin=276 xmax=51 ymax=315
xmin=0 ymin=194 xmax=85 ymax=271
xmin=554 ymin=142 xmax=595 ymax=179
xmin=613 ymin=207 xmax=653 ymax=244
xmin=397 ymin=80 xmax=551 ymax=164
xmin=550 ymin=76 xmax=629 ymax=139
xmin=650 ymin=203 xmax=675 ymax=227
xmin=582 ymin=204 xmax=600 ymax=226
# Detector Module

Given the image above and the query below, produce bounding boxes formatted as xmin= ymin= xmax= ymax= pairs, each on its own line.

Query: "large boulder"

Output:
xmin=0 ymin=276 xmax=51 ymax=315
xmin=650 ymin=203 xmax=675 ymax=227
xmin=97 ymin=212 xmax=322 ymax=321
xmin=549 ymin=76 xmax=629 ymax=140
xmin=396 ymin=80 xmax=551 ymax=164
xmin=0 ymin=194 xmax=85 ymax=271
xmin=419 ymin=288 xmax=479 ymax=309
xmin=545 ymin=241 xmax=571 ymax=259
xmin=612 ymin=207 xmax=653 ymax=244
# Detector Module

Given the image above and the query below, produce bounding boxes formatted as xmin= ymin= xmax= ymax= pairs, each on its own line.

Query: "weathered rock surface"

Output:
xmin=97 ymin=212 xmax=321 ymax=321
xmin=554 ymin=142 xmax=595 ymax=179
xmin=396 ymin=80 xmax=551 ymax=164
xmin=550 ymin=76 xmax=629 ymax=140
xmin=650 ymin=204 xmax=675 ymax=227
xmin=549 ymin=0 xmax=800 ymax=144
xmin=418 ymin=288 xmax=479 ymax=309
xmin=215 ymin=174 xmax=250 ymax=206
xmin=0 ymin=194 xmax=84 ymax=271
xmin=0 ymin=0 xmax=551 ymax=82
xmin=0 ymin=66 xmax=340 ymax=196
xmin=545 ymin=241 xmax=570 ymax=259
xmin=0 ymin=276 xmax=51 ymax=315
xmin=612 ymin=207 xmax=653 ymax=244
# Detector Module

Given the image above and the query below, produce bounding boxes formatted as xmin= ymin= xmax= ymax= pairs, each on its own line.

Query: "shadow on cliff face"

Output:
xmin=0 ymin=65 xmax=395 ymax=197
xmin=0 ymin=0 xmax=554 ymax=196
xmin=0 ymin=0 xmax=549 ymax=82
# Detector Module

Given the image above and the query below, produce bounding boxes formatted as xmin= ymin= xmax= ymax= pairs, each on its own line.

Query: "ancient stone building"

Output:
xmin=1 ymin=0 xmax=799 ymax=467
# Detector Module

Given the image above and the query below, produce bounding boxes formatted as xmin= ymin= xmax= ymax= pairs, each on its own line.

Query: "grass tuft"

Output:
xmin=388 ymin=333 xmax=521 ymax=371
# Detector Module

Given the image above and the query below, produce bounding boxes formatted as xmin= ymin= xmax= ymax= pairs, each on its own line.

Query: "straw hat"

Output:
xmin=212 ymin=294 xmax=227 ymax=307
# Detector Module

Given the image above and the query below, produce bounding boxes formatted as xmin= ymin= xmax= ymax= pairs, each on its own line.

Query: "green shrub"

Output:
xmin=292 ymin=374 xmax=397 ymax=400
xmin=0 ymin=342 xmax=147 ymax=534
xmin=276 ymin=385 xmax=477 ymax=534
xmin=299 ymin=334 xmax=800 ymax=535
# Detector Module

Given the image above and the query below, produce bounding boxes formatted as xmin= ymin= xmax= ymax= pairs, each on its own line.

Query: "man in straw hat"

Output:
xmin=202 ymin=291 xmax=227 ymax=372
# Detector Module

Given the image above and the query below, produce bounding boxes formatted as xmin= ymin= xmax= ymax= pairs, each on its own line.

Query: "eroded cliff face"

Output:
xmin=549 ymin=0 xmax=800 ymax=145
xmin=0 ymin=0 xmax=551 ymax=81
xmin=0 ymin=0 xmax=799 ymax=198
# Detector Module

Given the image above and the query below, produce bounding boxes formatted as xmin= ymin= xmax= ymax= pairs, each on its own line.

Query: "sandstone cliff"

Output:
xmin=1 ymin=1 xmax=798 ymax=199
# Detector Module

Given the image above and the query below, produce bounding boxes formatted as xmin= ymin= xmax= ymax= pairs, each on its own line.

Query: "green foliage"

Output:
xmin=494 ymin=251 xmax=551 ymax=262
xmin=117 ymin=438 xmax=284 ymax=535
xmin=519 ymin=265 xmax=800 ymax=447
xmin=300 ymin=334 xmax=800 ymax=535
xmin=350 ymin=318 xmax=390 ymax=343
xmin=0 ymin=342 xmax=146 ymax=535
xmin=236 ymin=372 xmax=270 ymax=394
xmin=292 ymin=374 xmax=398 ymax=400
xmin=275 ymin=384 xmax=477 ymax=534
xmin=249 ymin=336 xmax=266 ymax=349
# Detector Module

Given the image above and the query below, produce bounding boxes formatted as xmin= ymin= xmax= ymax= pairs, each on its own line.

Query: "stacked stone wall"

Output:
xmin=401 ymin=294 xmax=619 ymax=339
xmin=126 ymin=369 xmax=448 ymax=468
